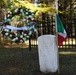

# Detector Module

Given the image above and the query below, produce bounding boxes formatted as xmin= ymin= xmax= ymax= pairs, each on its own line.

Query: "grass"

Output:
xmin=59 ymin=49 xmax=76 ymax=75
xmin=0 ymin=47 xmax=76 ymax=75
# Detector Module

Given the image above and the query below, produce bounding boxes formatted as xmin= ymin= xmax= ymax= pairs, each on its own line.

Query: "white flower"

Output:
xmin=20 ymin=35 xmax=23 ymax=38
xmin=24 ymin=34 xmax=27 ymax=36
xmin=34 ymin=29 xmax=37 ymax=32
xmin=5 ymin=33 xmax=8 ymax=36
xmin=22 ymin=32 xmax=24 ymax=34
xmin=15 ymin=33 xmax=17 ymax=36
xmin=20 ymin=40 xmax=23 ymax=42
xmin=15 ymin=37 xmax=18 ymax=40
xmin=8 ymin=11 xmax=12 ymax=14
xmin=29 ymin=15 xmax=32 ymax=18
xmin=12 ymin=38 xmax=15 ymax=41
xmin=5 ymin=29 xmax=9 ymax=32
xmin=8 ymin=11 xmax=10 ymax=13
xmin=15 ymin=8 xmax=18 ymax=12
xmin=29 ymin=31 xmax=32 ymax=35
xmin=7 ymin=14 xmax=10 ymax=17
xmin=20 ymin=9 xmax=24 ymax=16
xmin=27 ymin=36 xmax=29 ymax=38
xmin=32 ymin=18 xmax=34 ymax=20
xmin=26 ymin=12 xmax=28 ymax=15
xmin=7 ymin=19 xmax=10 ymax=21
xmin=32 ymin=13 xmax=34 ymax=16
xmin=10 ymin=11 xmax=12 ymax=14
xmin=10 ymin=34 xmax=12 ymax=37
xmin=23 ymin=38 xmax=26 ymax=41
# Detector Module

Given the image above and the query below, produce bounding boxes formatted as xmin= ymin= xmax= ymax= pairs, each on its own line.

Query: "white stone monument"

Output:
xmin=38 ymin=35 xmax=58 ymax=73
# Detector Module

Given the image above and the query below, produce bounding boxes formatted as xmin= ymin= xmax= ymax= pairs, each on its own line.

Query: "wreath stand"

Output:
xmin=29 ymin=38 xmax=31 ymax=51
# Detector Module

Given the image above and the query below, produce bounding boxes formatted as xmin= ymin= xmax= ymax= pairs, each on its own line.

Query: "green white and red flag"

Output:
xmin=56 ymin=14 xmax=68 ymax=46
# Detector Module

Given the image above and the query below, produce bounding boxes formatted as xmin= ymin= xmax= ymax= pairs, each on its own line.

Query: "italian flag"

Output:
xmin=56 ymin=14 xmax=68 ymax=46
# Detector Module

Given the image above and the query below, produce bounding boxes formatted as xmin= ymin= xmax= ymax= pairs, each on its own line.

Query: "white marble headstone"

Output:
xmin=38 ymin=35 xmax=58 ymax=73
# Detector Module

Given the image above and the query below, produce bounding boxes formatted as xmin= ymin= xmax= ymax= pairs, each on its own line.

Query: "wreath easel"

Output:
xmin=1 ymin=6 xmax=37 ymax=44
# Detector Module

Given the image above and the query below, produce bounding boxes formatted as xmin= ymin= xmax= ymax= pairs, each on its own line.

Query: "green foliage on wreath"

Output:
xmin=1 ymin=6 xmax=37 ymax=43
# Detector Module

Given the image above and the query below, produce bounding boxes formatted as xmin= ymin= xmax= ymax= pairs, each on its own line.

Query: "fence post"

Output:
xmin=29 ymin=38 xmax=31 ymax=51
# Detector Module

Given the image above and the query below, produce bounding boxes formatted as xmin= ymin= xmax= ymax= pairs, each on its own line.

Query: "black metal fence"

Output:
xmin=29 ymin=12 xmax=76 ymax=49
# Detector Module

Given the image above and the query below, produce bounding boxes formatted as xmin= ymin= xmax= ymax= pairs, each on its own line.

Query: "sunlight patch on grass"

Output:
xmin=59 ymin=51 xmax=76 ymax=55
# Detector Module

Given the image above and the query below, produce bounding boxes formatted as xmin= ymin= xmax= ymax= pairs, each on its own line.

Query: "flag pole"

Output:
xmin=55 ymin=0 xmax=60 ymax=74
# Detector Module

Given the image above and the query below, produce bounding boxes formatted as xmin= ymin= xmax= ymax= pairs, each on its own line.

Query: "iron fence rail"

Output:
xmin=29 ymin=12 xmax=76 ymax=49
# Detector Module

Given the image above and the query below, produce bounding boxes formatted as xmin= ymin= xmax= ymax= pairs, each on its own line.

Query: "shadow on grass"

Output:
xmin=0 ymin=48 xmax=76 ymax=75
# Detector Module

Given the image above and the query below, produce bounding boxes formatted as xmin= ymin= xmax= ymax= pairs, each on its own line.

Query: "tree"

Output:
xmin=59 ymin=0 xmax=76 ymax=16
xmin=0 ymin=0 xmax=17 ymax=22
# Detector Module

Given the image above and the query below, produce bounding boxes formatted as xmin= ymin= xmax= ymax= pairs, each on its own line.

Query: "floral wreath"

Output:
xmin=1 ymin=6 xmax=37 ymax=43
